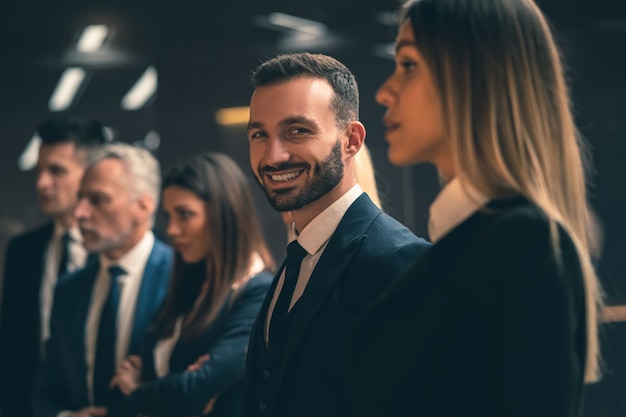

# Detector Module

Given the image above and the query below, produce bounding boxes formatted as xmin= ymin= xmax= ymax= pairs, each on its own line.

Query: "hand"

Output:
xmin=109 ymin=355 xmax=143 ymax=395
xmin=185 ymin=354 xmax=210 ymax=372
xmin=190 ymin=395 xmax=219 ymax=416
xmin=69 ymin=406 xmax=107 ymax=417
xmin=186 ymin=354 xmax=217 ymax=415
xmin=202 ymin=395 xmax=219 ymax=415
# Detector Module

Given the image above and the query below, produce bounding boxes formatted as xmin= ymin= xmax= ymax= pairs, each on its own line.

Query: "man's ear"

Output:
xmin=344 ymin=121 xmax=366 ymax=158
xmin=135 ymin=193 xmax=156 ymax=222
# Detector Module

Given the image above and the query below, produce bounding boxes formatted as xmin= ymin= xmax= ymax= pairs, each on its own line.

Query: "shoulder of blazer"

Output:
xmin=5 ymin=221 xmax=54 ymax=255
xmin=330 ymin=193 xmax=383 ymax=247
xmin=473 ymin=197 xmax=554 ymax=243
xmin=51 ymin=261 xmax=101 ymax=315
xmin=343 ymin=193 xmax=429 ymax=252
xmin=237 ymin=271 xmax=273 ymax=300
xmin=56 ymin=261 xmax=100 ymax=292
xmin=149 ymin=237 xmax=174 ymax=270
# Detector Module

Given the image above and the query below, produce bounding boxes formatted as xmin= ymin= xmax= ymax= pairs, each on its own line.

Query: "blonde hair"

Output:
xmin=403 ymin=0 xmax=601 ymax=381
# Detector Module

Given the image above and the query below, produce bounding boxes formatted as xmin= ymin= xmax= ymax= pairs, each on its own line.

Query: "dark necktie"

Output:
xmin=269 ymin=241 xmax=307 ymax=349
xmin=57 ymin=232 xmax=71 ymax=279
xmin=93 ymin=265 xmax=126 ymax=405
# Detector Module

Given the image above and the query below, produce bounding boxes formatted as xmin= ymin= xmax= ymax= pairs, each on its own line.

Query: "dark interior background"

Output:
xmin=0 ymin=0 xmax=624 ymax=415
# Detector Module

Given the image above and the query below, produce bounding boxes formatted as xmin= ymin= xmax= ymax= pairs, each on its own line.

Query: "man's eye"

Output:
xmin=249 ymin=131 xmax=267 ymax=140
xmin=49 ymin=167 xmax=67 ymax=176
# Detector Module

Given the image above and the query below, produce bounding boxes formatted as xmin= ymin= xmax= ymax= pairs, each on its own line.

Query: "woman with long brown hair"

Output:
xmin=110 ymin=152 xmax=274 ymax=417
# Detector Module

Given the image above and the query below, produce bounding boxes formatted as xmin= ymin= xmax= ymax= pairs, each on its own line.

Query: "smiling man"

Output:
xmin=241 ymin=53 xmax=431 ymax=417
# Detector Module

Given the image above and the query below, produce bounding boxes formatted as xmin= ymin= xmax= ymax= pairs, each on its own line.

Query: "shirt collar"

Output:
xmin=99 ymin=231 xmax=155 ymax=276
xmin=295 ymin=184 xmax=363 ymax=256
xmin=53 ymin=220 xmax=83 ymax=243
xmin=428 ymin=178 xmax=489 ymax=243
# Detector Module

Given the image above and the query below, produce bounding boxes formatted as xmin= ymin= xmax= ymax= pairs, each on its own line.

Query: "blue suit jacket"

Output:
xmin=115 ymin=271 xmax=273 ymax=417
xmin=241 ymin=193 xmax=431 ymax=417
xmin=33 ymin=237 xmax=173 ymax=417
xmin=0 ymin=222 xmax=54 ymax=417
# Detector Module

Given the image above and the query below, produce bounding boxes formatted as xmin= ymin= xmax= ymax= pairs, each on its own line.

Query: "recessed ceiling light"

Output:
xmin=77 ymin=25 xmax=109 ymax=52
xmin=257 ymin=12 xmax=328 ymax=37
xmin=121 ymin=66 xmax=158 ymax=110
xmin=48 ymin=67 xmax=87 ymax=111
xmin=18 ymin=134 xmax=41 ymax=171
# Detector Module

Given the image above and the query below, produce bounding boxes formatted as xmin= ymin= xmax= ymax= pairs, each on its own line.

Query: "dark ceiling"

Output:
xmin=0 ymin=0 xmax=624 ymax=123
xmin=0 ymin=3 xmax=625 ymax=415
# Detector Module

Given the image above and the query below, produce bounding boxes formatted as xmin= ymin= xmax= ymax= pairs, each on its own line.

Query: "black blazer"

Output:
xmin=350 ymin=197 xmax=587 ymax=417
xmin=117 ymin=271 xmax=273 ymax=417
xmin=241 ymin=194 xmax=431 ymax=417
xmin=0 ymin=222 xmax=54 ymax=417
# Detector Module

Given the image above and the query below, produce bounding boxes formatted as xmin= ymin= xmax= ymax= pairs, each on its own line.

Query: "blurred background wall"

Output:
xmin=0 ymin=0 xmax=624 ymax=415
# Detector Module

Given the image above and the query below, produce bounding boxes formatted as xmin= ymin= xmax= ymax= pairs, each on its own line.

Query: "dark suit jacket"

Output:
xmin=240 ymin=194 xmax=431 ymax=417
xmin=350 ymin=197 xmax=587 ymax=417
xmin=116 ymin=271 xmax=272 ymax=417
xmin=32 ymin=237 xmax=173 ymax=417
xmin=0 ymin=222 xmax=54 ymax=417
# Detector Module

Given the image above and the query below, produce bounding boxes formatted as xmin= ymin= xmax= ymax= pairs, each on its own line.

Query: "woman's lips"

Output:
xmin=173 ymin=242 xmax=188 ymax=253
xmin=383 ymin=117 xmax=400 ymax=136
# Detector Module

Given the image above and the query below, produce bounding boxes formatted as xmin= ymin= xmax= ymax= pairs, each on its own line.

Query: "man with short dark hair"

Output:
xmin=0 ymin=116 xmax=107 ymax=417
xmin=241 ymin=52 xmax=431 ymax=417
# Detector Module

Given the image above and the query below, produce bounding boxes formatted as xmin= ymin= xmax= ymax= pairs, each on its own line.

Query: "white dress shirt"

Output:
xmin=264 ymin=184 xmax=363 ymax=343
xmin=85 ymin=231 xmax=155 ymax=404
xmin=40 ymin=222 xmax=88 ymax=348
xmin=427 ymin=178 xmax=489 ymax=243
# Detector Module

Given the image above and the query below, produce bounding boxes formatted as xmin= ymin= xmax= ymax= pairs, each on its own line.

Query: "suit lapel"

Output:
xmin=365 ymin=206 xmax=494 ymax=318
xmin=279 ymin=236 xmax=363 ymax=369
xmin=30 ymin=223 xmax=54 ymax=286
xmin=276 ymin=194 xmax=378 ymax=387
xmin=73 ymin=263 xmax=100 ymax=404
xmin=128 ymin=240 xmax=170 ymax=354
xmin=25 ymin=223 xmax=54 ymax=351
xmin=255 ymin=260 xmax=286 ymax=349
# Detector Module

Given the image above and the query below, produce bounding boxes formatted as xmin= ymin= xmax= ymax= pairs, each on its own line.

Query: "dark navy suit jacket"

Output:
xmin=0 ymin=222 xmax=54 ymax=417
xmin=115 ymin=271 xmax=272 ymax=417
xmin=33 ymin=237 xmax=173 ymax=417
xmin=241 ymin=193 xmax=431 ymax=417
xmin=350 ymin=197 xmax=587 ymax=417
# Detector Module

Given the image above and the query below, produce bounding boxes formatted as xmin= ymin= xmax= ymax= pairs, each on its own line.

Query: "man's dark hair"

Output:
xmin=37 ymin=116 xmax=107 ymax=151
xmin=251 ymin=53 xmax=359 ymax=128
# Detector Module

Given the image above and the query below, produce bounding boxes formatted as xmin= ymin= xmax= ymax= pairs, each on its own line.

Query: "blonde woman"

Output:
xmin=350 ymin=0 xmax=602 ymax=416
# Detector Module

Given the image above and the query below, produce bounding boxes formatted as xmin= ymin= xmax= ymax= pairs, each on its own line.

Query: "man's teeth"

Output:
xmin=271 ymin=171 xmax=301 ymax=181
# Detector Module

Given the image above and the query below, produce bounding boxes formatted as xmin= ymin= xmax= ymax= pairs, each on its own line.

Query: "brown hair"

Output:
xmin=155 ymin=152 xmax=275 ymax=341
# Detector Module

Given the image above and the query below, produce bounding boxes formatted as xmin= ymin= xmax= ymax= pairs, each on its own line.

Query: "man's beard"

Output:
xmin=257 ymin=140 xmax=344 ymax=212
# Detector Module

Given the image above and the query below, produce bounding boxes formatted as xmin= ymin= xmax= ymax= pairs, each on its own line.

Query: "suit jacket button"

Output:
xmin=262 ymin=370 xmax=271 ymax=380
xmin=259 ymin=401 xmax=267 ymax=412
